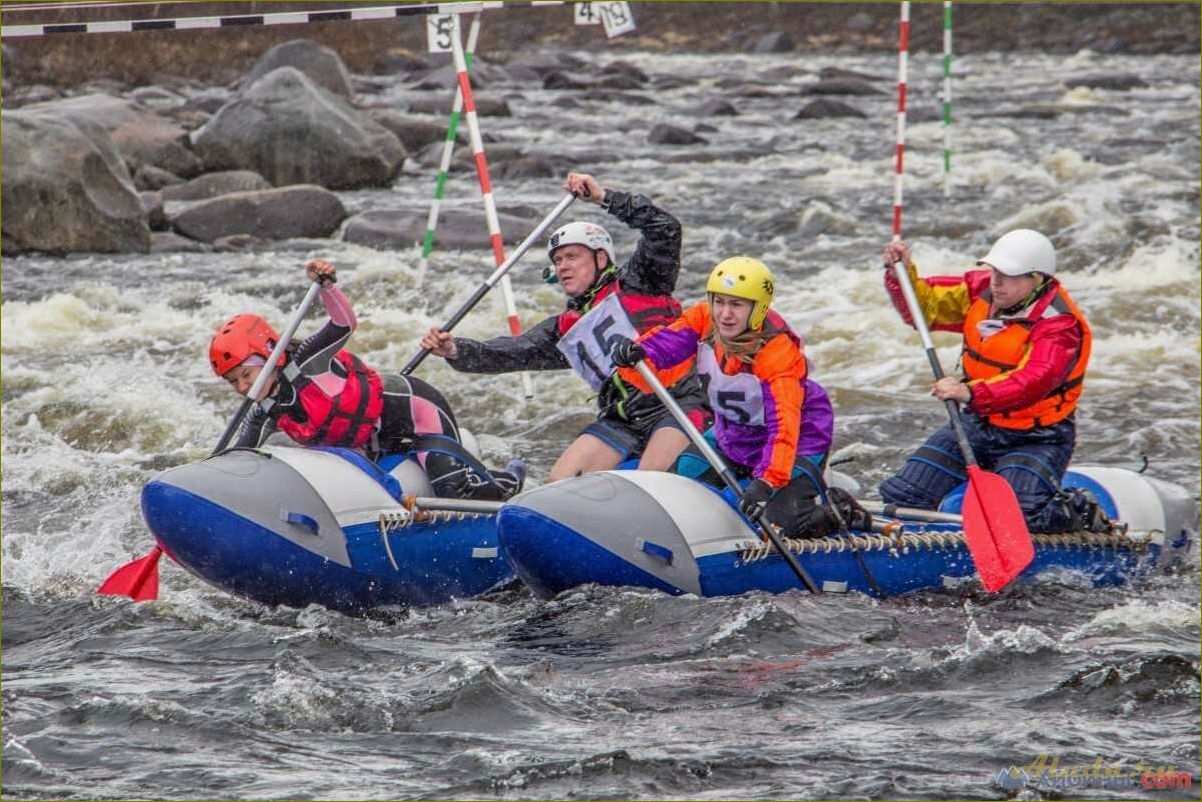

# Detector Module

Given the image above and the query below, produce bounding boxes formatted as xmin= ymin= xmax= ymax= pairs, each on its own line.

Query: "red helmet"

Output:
xmin=209 ymin=314 xmax=279 ymax=377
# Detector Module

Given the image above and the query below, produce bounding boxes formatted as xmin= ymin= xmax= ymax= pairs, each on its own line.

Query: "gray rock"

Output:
xmin=1 ymin=110 xmax=150 ymax=254
xmin=596 ymin=73 xmax=646 ymax=91
xmin=366 ymin=109 xmax=461 ymax=153
xmin=490 ymin=156 xmax=557 ymax=180
xmin=1064 ymin=73 xmax=1148 ymax=91
xmin=580 ymin=90 xmax=656 ymax=106
xmin=342 ymin=208 xmax=537 ymax=252
xmin=128 ymin=86 xmax=187 ymax=110
xmin=600 ymin=60 xmax=648 ymax=84
xmin=151 ymin=231 xmax=212 ymax=253
xmin=694 ymin=98 xmax=739 ymax=117
xmin=134 ymin=164 xmax=185 ymax=191
xmin=171 ymin=185 xmax=346 ymax=242
xmin=751 ymin=31 xmax=795 ymax=53
xmin=648 ymin=123 xmax=707 ymax=146
xmin=800 ymin=79 xmax=882 ymax=96
xmin=506 ymin=52 xmax=587 ymax=78
xmin=404 ymin=94 xmax=511 ymax=117
xmin=191 ymin=68 xmax=406 ymax=190
xmin=244 ymin=39 xmax=354 ymax=99
xmin=794 ymin=99 xmax=866 ymax=119
xmin=23 ymin=93 xmax=202 ymax=178
xmin=3 ymin=84 xmax=61 ymax=108
xmin=694 ymin=123 xmax=719 ymax=134
xmin=543 ymin=72 xmax=591 ymax=91
xmin=140 ymin=191 xmax=170 ymax=231
xmin=162 ymin=170 xmax=272 ymax=202
xmin=185 ymin=87 xmax=233 ymax=114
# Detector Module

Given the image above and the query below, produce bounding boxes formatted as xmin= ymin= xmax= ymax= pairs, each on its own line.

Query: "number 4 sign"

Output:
xmin=573 ymin=2 xmax=601 ymax=24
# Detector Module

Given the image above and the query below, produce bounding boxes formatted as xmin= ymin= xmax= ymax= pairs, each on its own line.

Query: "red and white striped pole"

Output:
xmin=892 ymin=0 xmax=910 ymax=242
xmin=450 ymin=12 xmax=533 ymax=398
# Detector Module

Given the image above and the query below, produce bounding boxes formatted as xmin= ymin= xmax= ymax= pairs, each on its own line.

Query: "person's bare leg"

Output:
xmin=548 ymin=434 xmax=624 ymax=482
xmin=636 ymin=427 xmax=690 ymax=471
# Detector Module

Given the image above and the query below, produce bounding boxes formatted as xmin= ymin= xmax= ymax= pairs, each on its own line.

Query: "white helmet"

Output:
xmin=546 ymin=221 xmax=616 ymax=267
xmin=977 ymin=229 xmax=1056 ymax=277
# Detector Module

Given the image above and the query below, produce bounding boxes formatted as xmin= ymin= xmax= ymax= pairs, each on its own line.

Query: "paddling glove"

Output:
xmin=610 ymin=336 xmax=647 ymax=368
xmin=739 ymin=479 xmax=775 ymax=520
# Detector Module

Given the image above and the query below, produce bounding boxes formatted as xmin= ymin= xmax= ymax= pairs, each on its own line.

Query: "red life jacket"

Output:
xmin=556 ymin=279 xmax=682 ymax=336
xmin=274 ymin=350 xmax=384 ymax=448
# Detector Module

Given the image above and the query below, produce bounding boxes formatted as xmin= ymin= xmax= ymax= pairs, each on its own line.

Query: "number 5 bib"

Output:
xmin=696 ymin=342 xmax=765 ymax=426
xmin=555 ymin=292 xmax=640 ymax=391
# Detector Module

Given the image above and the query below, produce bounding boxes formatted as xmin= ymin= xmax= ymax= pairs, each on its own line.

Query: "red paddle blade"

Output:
xmin=97 ymin=546 xmax=163 ymax=602
xmin=961 ymin=466 xmax=1035 ymax=593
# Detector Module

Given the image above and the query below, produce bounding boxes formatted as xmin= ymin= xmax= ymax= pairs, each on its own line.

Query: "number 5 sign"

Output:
xmin=426 ymin=14 xmax=454 ymax=53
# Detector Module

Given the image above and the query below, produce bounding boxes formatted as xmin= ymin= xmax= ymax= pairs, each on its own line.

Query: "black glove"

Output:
xmin=738 ymin=479 xmax=775 ymax=521
xmin=610 ymin=335 xmax=647 ymax=368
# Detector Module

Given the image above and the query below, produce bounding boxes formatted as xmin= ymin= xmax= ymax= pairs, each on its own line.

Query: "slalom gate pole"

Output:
xmin=942 ymin=1 xmax=953 ymax=197
xmin=892 ymin=0 xmax=910 ymax=242
xmin=416 ymin=11 xmax=482 ymax=289
xmin=450 ymin=12 xmax=534 ymax=399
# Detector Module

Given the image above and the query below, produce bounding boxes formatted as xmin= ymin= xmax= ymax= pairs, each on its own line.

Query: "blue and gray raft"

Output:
xmin=496 ymin=467 xmax=1198 ymax=599
xmin=141 ymin=444 xmax=511 ymax=613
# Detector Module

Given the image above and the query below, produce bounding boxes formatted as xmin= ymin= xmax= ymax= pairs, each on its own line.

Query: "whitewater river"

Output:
xmin=3 ymin=43 xmax=1199 ymax=800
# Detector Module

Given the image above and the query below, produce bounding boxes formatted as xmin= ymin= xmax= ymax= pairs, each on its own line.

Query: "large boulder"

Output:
xmin=1 ymin=110 xmax=150 ymax=254
xmin=342 ymin=208 xmax=537 ymax=252
xmin=1064 ymin=73 xmax=1149 ymax=91
xmin=191 ymin=67 xmax=406 ymax=190
xmin=22 ymin=93 xmax=202 ymax=178
xmin=794 ymin=99 xmax=867 ymax=119
xmin=161 ymin=170 xmax=272 ymax=202
xmin=244 ymin=39 xmax=354 ymax=99
xmin=169 ymin=185 xmax=346 ymax=242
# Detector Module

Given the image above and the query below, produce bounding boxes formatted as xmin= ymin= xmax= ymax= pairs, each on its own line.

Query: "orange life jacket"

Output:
xmin=961 ymin=285 xmax=1091 ymax=430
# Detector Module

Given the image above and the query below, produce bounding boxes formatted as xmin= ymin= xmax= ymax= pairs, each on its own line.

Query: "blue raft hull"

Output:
xmin=498 ymin=468 xmax=1195 ymax=600
xmin=140 ymin=446 xmax=511 ymax=613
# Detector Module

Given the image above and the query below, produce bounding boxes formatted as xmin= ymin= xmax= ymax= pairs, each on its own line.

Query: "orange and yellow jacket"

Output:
xmin=639 ymin=303 xmax=834 ymax=488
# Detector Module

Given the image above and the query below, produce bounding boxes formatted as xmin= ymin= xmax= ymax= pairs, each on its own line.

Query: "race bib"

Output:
xmin=696 ymin=342 xmax=765 ymax=426
xmin=556 ymin=293 xmax=639 ymax=391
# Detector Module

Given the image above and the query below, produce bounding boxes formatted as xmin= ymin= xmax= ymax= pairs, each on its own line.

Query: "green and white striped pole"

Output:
xmin=415 ymin=12 xmax=482 ymax=289
xmin=942 ymin=1 xmax=953 ymax=197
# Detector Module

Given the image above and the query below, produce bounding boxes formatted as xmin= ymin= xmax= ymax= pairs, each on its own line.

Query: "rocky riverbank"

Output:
xmin=2 ymin=2 xmax=1195 ymax=256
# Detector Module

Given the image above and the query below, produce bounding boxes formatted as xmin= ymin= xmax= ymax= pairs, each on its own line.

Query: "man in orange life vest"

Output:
xmin=878 ymin=229 xmax=1112 ymax=533
xmin=420 ymin=172 xmax=709 ymax=482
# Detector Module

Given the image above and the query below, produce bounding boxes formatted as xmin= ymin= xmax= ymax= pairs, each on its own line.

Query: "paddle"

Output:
xmin=633 ymin=361 xmax=821 ymax=594
xmin=98 ymin=279 xmax=326 ymax=602
xmin=890 ymin=260 xmax=1034 ymax=592
xmin=401 ymin=193 xmax=576 ymax=376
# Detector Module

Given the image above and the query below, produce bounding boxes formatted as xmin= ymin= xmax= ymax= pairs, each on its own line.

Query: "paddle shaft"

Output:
xmin=634 ymin=362 xmax=821 ymax=594
xmin=214 ymin=281 xmax=324 ymax=453
xmin=859 ymin=499 xmax=962 ymax=524
xmin=890 ymin=260 xmax=979 ymax=467
xmin=402 ymin=193 xmax=576 ymax=375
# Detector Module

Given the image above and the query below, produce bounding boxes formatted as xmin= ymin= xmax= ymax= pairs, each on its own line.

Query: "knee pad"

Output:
xmin=673 ymin=450 xmax=712 ymax=481
xmin=880 ymin=449 xmax=965 ymax=508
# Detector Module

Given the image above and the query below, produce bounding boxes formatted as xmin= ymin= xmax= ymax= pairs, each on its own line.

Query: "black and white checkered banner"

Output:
xmin=0 ymin=1 xmax=568 ymax=39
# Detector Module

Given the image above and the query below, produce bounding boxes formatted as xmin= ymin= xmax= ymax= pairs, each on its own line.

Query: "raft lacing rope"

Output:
xmin=739 ymin=529 xmax=1153 ymax=564
xmin=378 ymin=509 xmax=494 ymax=533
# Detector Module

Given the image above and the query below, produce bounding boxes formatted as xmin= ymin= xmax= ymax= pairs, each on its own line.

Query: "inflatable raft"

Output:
xmin=496 ymin=466 xmax=1197 ymax=599
xmin=140 ymin=445 xmax=511 ymax=613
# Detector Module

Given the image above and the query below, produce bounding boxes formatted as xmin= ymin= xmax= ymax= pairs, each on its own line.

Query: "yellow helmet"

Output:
xmin=706 ymin=257 xmax=775 ymax=330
